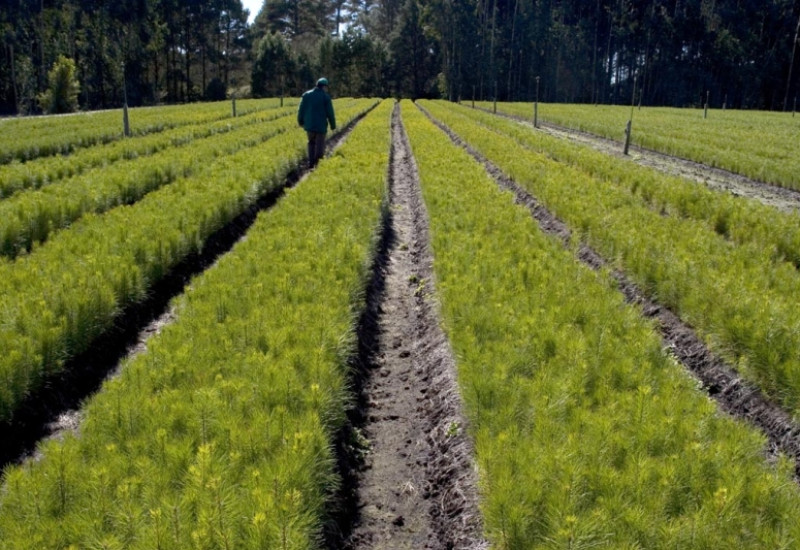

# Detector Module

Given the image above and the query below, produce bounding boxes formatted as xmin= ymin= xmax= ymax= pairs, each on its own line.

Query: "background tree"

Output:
xmin=0 ymin=0 xmax=250 ymax=113
xmin=332 ymin=29 xmax=390 ymax=96
xmin=1 ymin=0 xmax=799 ymax=113
xmin=389 ymin=0 xmax=439 ymax=98
xmin=251 ymin=31 xmax=295 ymax=97
xmin=38 ymin=54 xmax=80 ymax=113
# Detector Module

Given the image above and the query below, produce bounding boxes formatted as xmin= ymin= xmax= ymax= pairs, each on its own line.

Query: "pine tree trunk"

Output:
xmin=591 ymin=0 xmax=599 ymax=103
xmin=784 ymin=13 xmax=800 ymax=111
xmin=171 ymin=43 xmax=178 ymax=102
xmin=202 ymin=44 xmax=206 ymax=96
xmin=605 ymin=10 xmax=613 ymax=103
xmin=8 ymin=40 xmax=18 ymax=113
xmin=38 ymin=0 xmax=45 ymax=96
xmin=184 ymin=8 xmax=192 ymax=100
xmin=154 ymin=54 xmax=160 ymax=103
xmin=224 ymin=22 xmax=231 ymax=88
xmin=489 ymin=0 xmax=497 ymax=100
xmin=506 ymin=0 xmax=519 ymax=101
xmin=216 ymin=14 xmax=223 ymax=80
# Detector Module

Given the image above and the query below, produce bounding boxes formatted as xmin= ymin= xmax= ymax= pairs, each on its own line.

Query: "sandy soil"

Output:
xmin=422 ymin=103 xmax=800 ymax=480
xmin=336 ymin=103 xmax=486 ymax=550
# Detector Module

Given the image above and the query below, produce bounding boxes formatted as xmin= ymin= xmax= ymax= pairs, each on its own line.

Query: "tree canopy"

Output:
xmin=1 ymin=0 xmax=798 ymax=114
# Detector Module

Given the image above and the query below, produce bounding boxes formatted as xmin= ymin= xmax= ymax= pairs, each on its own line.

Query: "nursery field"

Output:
xmin=0 ymin=98 xmax=294 ymax=165
xmin=3 ymin=97 xmax=800 ymax=549
xmin=475 ymin=100 xmax=800 ymax=190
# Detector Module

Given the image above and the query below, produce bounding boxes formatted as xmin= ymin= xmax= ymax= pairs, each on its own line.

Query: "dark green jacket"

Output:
xmin=297 ymin=87 xmax=336 ymax=134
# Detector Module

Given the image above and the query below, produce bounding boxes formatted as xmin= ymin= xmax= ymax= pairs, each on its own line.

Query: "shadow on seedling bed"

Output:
xmin=0 ymin=111 xmax=369 ymax=472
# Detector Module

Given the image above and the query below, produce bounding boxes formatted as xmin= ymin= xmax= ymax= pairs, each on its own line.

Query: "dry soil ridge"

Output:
xmin=338 ymin=102 xmax=486 ymax=550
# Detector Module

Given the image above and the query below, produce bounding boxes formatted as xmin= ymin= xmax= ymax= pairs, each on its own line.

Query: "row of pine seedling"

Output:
xmin=424 ymin=99 xmax=800 ymax=418
xmin=462 ymin=102 xmax=800 ymax=269
xmin=0 ymin=98 xmax=377 ymax=424
xmin=406 ymin=101 xmax=800 ymax=548
xmin=0 ymin=104 xmax=302 ymax=259
xmin=0 ymin=99 xmax=393 ymax=549
xmin=0 ymin=98 xmax=284 ymax=165
xmin=0 ymin=100 xmax=294 ymax=199
xmin=482 ymin=101 xmax=800 ymax=190
xmin=3 ymin=96 xmax=800 ymax=548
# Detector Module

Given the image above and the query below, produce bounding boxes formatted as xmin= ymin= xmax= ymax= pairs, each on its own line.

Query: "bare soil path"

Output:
xmin=484 ymin=107 xmax=800 ymax=213
xmin=338 ymin=103 xmax=486 ymax=549
xmin=422 ymin=103 xmax=800 ymax=480
xmin=0 ymin=110 xmax=370 ymax=471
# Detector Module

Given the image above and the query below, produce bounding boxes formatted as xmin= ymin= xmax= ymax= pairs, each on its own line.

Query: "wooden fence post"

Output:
xmin=624 ymin=75 xmax=636 ymax=155
xmin=122 ymin=62 xmax=131 ymax=137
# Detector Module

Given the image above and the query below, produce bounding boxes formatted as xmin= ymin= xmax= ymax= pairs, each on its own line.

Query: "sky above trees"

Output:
xmin=241 ymin=0 xmax=262 ymax=23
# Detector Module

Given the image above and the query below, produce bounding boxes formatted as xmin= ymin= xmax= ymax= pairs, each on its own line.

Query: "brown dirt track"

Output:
xmin=334 ymin=103 xmax=486 ymax=549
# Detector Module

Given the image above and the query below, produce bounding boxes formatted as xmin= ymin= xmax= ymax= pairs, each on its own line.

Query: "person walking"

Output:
xmin=297 ymin=77 xmax=336 ymax=168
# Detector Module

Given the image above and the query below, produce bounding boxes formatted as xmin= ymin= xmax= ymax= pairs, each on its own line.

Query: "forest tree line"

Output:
xmin=2 ymin=0 xmax=799 ymax=115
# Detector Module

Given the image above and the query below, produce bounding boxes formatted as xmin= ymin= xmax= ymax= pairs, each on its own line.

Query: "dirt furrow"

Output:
xmin=481 ymin=107 xmax=800 ymax=212
xmin=0 ymin=109 xmax=371 ymax=471
xmin=336 ymin=103 xmax=486 ymax=549
xmin=421 ymin=103 xmax=800 ymax=480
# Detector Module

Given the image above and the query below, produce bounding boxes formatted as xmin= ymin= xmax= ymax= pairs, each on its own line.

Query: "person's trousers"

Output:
xmin=307 ymin=131 xmax=326 ymax=167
